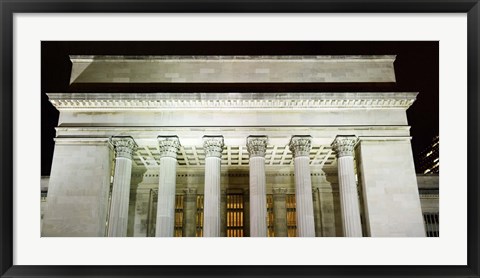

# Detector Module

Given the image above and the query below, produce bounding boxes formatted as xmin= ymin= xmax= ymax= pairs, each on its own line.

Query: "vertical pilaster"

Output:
xmin=202 ymin=136 xmax=224 ymax=237
xmin=332 ymin=136 xmax=362 ymax=237
xmin=183 ymin=187 xmax=197 ymax=237
xmin=220 ymin=189 xmax=227 ymax=237
xmin=246 ymin=136 xmax=268 ymax=237
xmin=243 ymin=189 xmax=250 ymax=237
xmin=312 ymin=187 xmax=322 ymax=237
xmin=289 ymin=136 xmax=315 ymax=237
xmin=155 ymin=136 xmax=181 ymax=237
xmin=108 ymin=136 xmax=137 ymax=237
xmin=273 ymin=187 xmax=288 ymax=237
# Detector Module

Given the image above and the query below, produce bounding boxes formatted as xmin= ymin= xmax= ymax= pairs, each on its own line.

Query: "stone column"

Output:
xmin=289 ymin=136 xmax=315 ymax=237
xmin=331 ymin=136 xmax=362 ymax=237
xmin=108 ymin=136 xmax=137 ymax=237
xmin=183 ymin=187 xmax=197 ymax=237
xmin=155 ymin=136 xmax=181 ymax=237
xmin=246 ymin=136 xmax=268 ymax=237
xmin=243 ymin=189 xmax=250 ymax=237
xmin=273 ymin=187 xmax=288 ymax=237
xmin=202 ymin=136 xmax=224 ymax=237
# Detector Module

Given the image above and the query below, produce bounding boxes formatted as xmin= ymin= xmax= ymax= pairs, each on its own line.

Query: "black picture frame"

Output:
xmin=1 ymin=1 xmax=479 ymax=277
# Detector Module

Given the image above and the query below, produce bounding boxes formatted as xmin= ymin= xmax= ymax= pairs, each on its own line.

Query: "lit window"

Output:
xmin=423 ymin=213 xmax=439 ymax=237
xmin=226 ymin=194 xmax=244 ymax=237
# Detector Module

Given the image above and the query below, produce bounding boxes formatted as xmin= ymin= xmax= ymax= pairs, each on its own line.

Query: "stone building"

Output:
xmin=41 ymin=55 xmax=430 ymax=237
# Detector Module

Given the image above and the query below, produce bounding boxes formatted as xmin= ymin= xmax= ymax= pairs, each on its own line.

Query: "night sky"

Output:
xmin=41 ymin=41 xmax=439 ymax=176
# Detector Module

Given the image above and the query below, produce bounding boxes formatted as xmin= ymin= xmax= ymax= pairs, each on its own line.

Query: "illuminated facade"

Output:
xmin=41 ymin=55 xmax=428 ymax=237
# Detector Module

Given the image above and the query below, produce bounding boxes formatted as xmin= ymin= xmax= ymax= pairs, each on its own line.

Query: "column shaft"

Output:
xmin=289 ymin=136 xmax=315 ymax=237
xmin=202 ymin=136 xmax=224 ymax=237
xmin=293 ymin=156 xmax=316 ymax=237
xmin=108 ymin=137 xmax=136 ymax=237
xmin=249 ymin=156 xmax=267 ymax=237
xmin=156 ymin=136 xmax=180 ymax=237
xmin=337 ymin=156 xmax=362 ymax=236
xmin=247 ymin=135 xmax=268 ymax=237
xmin=156 ymin=157 xmax=177 ymax=236
xmin=108 ymin=157 xmax=133 ymax=236
xmin=332 ymin=136 xmax=362 ymax=237
xmin=203 ymin=157 xmax=221 ymax=237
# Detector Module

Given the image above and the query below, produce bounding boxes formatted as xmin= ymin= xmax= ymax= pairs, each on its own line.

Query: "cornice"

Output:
xmin=47 ymin=92 xmax=418 ymax=110
xmin=70 ymin=55 xmax=397 ymax=62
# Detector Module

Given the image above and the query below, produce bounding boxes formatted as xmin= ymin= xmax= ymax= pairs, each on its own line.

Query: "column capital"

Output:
xmin=273 ymin=187 xmax=288 ymax=195
xmin=331 ymin=136 xmax=358 ymax=158
xmin=158 ymin=136 xmax=181 ymax=159
xmin=289 ymin=135 xmax=312 ymax=158
xmin=110 ymin=136 xmax=137 ymax=159
xmin=203 ymin=136 xmax=224 ymax=158
xmin=246 ymin=135 xmax=268 ymax=158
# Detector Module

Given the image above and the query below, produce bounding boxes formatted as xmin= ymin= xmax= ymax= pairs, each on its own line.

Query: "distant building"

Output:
xmin=418 ymin=136 xmax=439 ymax=174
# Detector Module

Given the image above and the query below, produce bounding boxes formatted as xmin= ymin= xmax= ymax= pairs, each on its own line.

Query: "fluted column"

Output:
xmin=246 ymin=136 xmax=268 ymax=237
xmin=183 ymin=187 xmax=197 ymax=237
xmin=202 ymin=136 xmax=224 ymax=237
xmin=108 ymin=136 xmax=137 ymax=237
xmin=156 ymin=136 xmax=181 ymax=237
xmin=273 ymin=187 xmax=288 ymax=237
xmin=289 ymin=136 xmax=315 ymax=237
xmin=332 ymin=136 xmax=362 ymax=237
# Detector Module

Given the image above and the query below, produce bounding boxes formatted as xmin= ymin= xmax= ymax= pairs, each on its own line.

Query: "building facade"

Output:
xmin=41 ymin=55 xmax=429 ymax=237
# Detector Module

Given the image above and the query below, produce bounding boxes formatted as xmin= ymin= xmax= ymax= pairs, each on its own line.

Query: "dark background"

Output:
xmin=41 ymin=41 xmax=439 ymax=176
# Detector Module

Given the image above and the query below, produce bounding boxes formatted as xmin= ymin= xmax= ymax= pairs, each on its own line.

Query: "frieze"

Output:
xmin=273 ymin=187 xmax=288 ymax=195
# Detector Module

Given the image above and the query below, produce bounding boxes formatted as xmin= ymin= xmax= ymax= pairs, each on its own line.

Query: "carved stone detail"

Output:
xmin=203 ymin=136 xmax=224 ymax=158
xmin=246 ymin=136 xmax=268 ymax=158
xmin=183 ymin=187 xmax=197 ymax=195
xmin=288 ymin=136 xmax=312 ymax=158
xmin=158 ymin=136 xmax=180 ymax=159
xmin=111 ymin=136 xmax=137 ymax=159
xmin=273 ymin=187 xmax=288 ymax=195
xmin=331 ymin=136 xmax=358 ymax=158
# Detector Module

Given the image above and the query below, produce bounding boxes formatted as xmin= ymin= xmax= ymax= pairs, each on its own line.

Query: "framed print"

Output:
xmin=1 ymin=1 xmax=479 ymax=277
